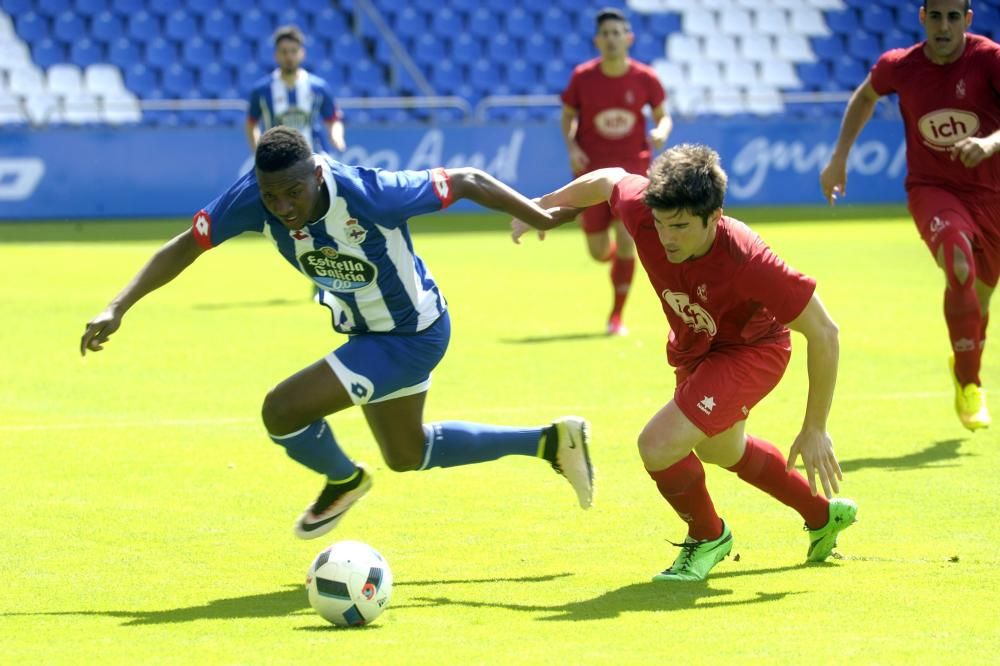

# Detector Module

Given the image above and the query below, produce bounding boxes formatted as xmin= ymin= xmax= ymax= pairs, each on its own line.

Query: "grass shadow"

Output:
xmin=192 ymin=298 xmax=302 ymax=311
xmin=839 ymin=439 xmax=969 ymax=473
xmin=501 ymin=332 xmax=608 ymax=344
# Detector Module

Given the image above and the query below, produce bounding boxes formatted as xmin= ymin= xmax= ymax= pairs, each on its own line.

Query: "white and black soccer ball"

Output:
xmin=305 ymin=540 xmax=393 ymax=627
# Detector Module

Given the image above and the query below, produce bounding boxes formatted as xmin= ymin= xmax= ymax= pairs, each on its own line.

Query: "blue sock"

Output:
xmin=419 ymin=421 xmax=547 ymax=470
xmin=269 ymin=419 xmax=357 ymax=480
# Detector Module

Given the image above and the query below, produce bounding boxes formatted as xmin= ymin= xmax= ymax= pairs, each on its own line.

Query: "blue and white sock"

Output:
xmin=269 ymin=419 xmax=357 ymax=481
xmin=419 ymin=421 xmax=548 ymax=470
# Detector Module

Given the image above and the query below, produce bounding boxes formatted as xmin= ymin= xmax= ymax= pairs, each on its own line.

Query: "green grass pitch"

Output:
xmin=1 ymin=207 xmax=997 ymax=664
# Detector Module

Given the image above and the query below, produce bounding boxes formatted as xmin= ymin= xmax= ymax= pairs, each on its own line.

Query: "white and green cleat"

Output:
xmin=652 ymin=521 xmax=733 ymax=582
xmin=949 ymin=356 xmax=990 ymax=431
xmin=806 ymin=498 xmax=858 ymax=562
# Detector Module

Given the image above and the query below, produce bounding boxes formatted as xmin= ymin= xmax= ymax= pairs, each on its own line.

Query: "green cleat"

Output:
xmin=806 ymin=498 xmax=858 ymax=562
xmin=652 ymin=521 xmax=733 ymax=582
xmin=950 ymin=356 xmax=990 ymax=431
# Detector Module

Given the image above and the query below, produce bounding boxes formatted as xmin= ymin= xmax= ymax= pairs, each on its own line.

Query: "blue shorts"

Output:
xmin=324 ymin=311 xmax=451 ymax=405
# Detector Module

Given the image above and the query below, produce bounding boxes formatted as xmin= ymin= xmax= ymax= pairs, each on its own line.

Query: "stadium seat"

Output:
xmin=719 ymin=8 xmax=752 ymax=35
xmin=15 ymin=12 xmax=49 ymax=43
xmin=667 ymin=34 xmax=701 ymax=63
xmin=47 ymin=63 xmax=84 ymax=95
xmin=707 ymin=88 xmax=744 ymax=116
xmin=108 ymin=37 xmax=140 ymax=69
xmin=521 ymin=33 xmax=555 ymax=66
xmin=53 ymin=11 xmax=85 ymax=44
xmin=37 ymin=0 xmax=72 ymax=18
xmin=7 ymin=67 xmax=45 ymax=95
xmin=561 ymin=33 xmax=593 ymax=64
xmin=162 ymin=63 xmax=195 ymax=97
xmin=146 ymin=0 xmax=176 ymax=17
xmin=861 ymin=5 xmax=895 ymax=33
xmin=127 ymin=12 xmax=160 ymax=42
xmin=0 ymin=41 xmax=33 ymax=71
xmin=186 ymin=0 xmax=217 ymax=16
xmin=847 ymin=33 xmax=882 ymax=62
xmin=745 ymin=87 xmax=784 ymax=115
xmin=111 ymin=0 xmax=144 ymax=14
xmin=669 ymin=86 xmax=708 ymax=116
xmin=181 ymin=36 xmax=215 ymax=68
xmin=347 ymin=60 xmax=382 ymax=95
xmin=468 ymin=59 xmax=501 ymax=94
xmin=198 ymin=62 xmax=234 ymax=96
xmin=825 ymin=9 xmax=859 ymax=35
xmin=124 ymin=62 xmax=158 ymax=97
xmin=236 ymin=61 xmax=265 ymax=91
xmin=75 ymin=0 xmax=109 ymax=16
xmin=428 ymin=7 xmax=462 ymax=36
xmin=487 ymin=34 xmax=520 ymax=63
xmin=684 ymin=8 xmax=718 ymax=36
xmin=789 ymin=7 xmax=829 ymax=36
xmin=760 ymin=60 xmax=799 ymax=88
xmin=274 ymin=8 xmax=305 ymax=31
xmin=703 ymin=34 xmax=737 ymax=63
xmin=543 ymin=59 xmax=570 ymax=91
xmin=811 ymin=34 xmax=844 ymax=60
xmin=220 ymin=35 xmax=252 ymax=68
xmin=235 ymin=8 xmax=270 ymax=41
xmin=722 ymin=60 xmax=759 ymax=87
xmin=90 ymin=11 xmax=123 ymax=44
xmin=652 ymin=59 xmax=684 ymax=89
xmin=686 ymin=60 xmax=721 ymax=87
xmin=506 ymin=7 xmax=536 ymax=36
xmin=312 ymin=59 xmax=343 ymax=86
xmin=23 ymin=91 xmax=62 ymax=125
xmin=145 ymin=37 xmax=177 ymax=70
xmin=1 ymin=0 xmax=32 ymax=15
xmin=648 ymin=12 xmax=681 ymax=39
xmin=541 ymin=8 xmax=572 ymax=37
xmin=451 ymin=33 xmax=483 ymax=63
xmin=62 ymin=91 xmax=102 ymax=124
xmin=505 ymin=59 xmax=537 ymax=94
xmin=776 ymin=34 xmax=815 ymax=62
xmin=0 ymin=91 xmax=27 ymax=126
xmin=632 ymin=33 xmax=664 ymax=62
xmin=162 ymin=10 xmax=196 ymax=42
xmin=832 ymin=56 xmax=866 ymax=88
xmin=429 ymin=60 xmax=463 ymax=95
xmin=84 ymin=63 xmax=125 ymax=94
xmin=391 ymin=7 xmax=427 ymax=40
xmin=467 ymin=8 xmax=496 ymax=39
xmin=331 ymin=34 xmax=365 ymax=63
xmin=414 ymin=33 xmax=447 ymax=66
xmin=32 ymin=39 xmax=66 ymax=70
xmin=202 ymin=10 xmax=236 ymax=42
xmin=796 ymin=61 xmax=830 ymax=90
xmin=753 ymin=7 xmax=790 ymax=36
xmin=257 ymin=0 xmax=290 ymax=15
xmin=70 ymin=38 xmax=105 ymax=68
xmin=740 ymin=34 xmax=774 ymax=61
xmin=880 ymin=29 xmax=914 ymax=52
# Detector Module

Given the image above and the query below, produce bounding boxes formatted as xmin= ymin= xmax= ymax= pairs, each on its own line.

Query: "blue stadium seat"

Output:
xmin=312 ymin=59 xmax=344 ymax=86
xmin=796 ymin=61 xmax=830 ymax=91
xmin=450 ymin=0 xmax=479 ymax=13
xmin=572 ymin=10 xmax=595 ymax=35
xmin=3 ymin=0 xmax=33 ymax=13
xmin=506 ymin=7 xmax=536 ymax=36
xmin=348 ymin=60 xmax=383 ymax=95
xmin=127 ymin=12 xmax=161 ymax=42
xmin=528 ymin=105 xmax=560 ymax=122
xmin=37 ymin=0 xmax=72 ymax=18
xmin=467 ymin=8 xmax=496 ymax=39
xmin=255 ymin=40 xmax=275 ymax=69
xmin=392 ymin=8 xmax=429 ymax=40
xmin=811 ymin=35 xmax=845 ymax=61
xmin=429 ymin=60 xmax=463 ymax=94
xmin=239 ymin=9 xmax=272 ymax=40
xmin=108 ymin=37 xmax=140 ymax=68
xmin=221 ymin=35 xmax=253 ymax=68
xmin=451 ymin=34 xmax=483 ymax=62
xmin=199 ymin=63 xmax=235 ymax=96
xmin=313 ymin=8 xmax=349 ymax=35
xmin=15 ymin=12 xmax=49 ymax=43
xmin=33 ymin=38 xmax=66 ymax=69
xmin=124 ymin=62 xmax=158 ymax=97
xmin=70 ymin=38 xmax=104 ymax=67
xmin=53 ymin=11 xmax=85 ymax=43
xmin=468 ymin=59 xmax=501 ymax=94
xmin=217 ymin=108 xmax=246 ymax=126
xmin=487 ymin=34 xmax=520 ymax=62
xmin=203 ymin=10 xmax=236 ymax=42
xmin=297 ymin=0 xmax=332 ymax=15
xmin=186 ymin=0 xmax=217 ymax=16
xmin=560 ymin=33 xmax=593 ymax=63
xmin=91 ymin=11 xmax=123 ymax=44
xmin=332 ymin=34 xmax=365 ymax=63
xmin=162 ymin=63 xmax=196 ymax=97
xmin=236 ymin=61 xmax=266 ymax=91
xmin=430 ymin=107 xmax=465 ymax=124
xmin=542 ymin=59 xmax=569 ymax=91
xmin=847 ymin=33 xmax=882 ymax=61
xmin=522 ymin=32 xmax=556 ymax=66
xmin=182 ymin=36 xmax=216 ymax=67
xmin=861 ymin=6 xmax=895 ymax=34
xmin=881 ymin=29 xmax=915 ymax=52
xmin=273 ymin=8 xmax=305 ymax=31
xmin=825 ymin=10 xmax=859 ymax=35
xmin=412 ymin=0 xmax=440 ymax=12
xmin=631 ymin=33 xmax=663 ymax=63
xmin=165 ymin=11 xmax=198 ymax=42
xmin=111 ymin=0 xmax=143 ymax=14
xmin=648 ymin=11 xmax=681 ymax=39
xmin=146 ymin=0 xmax=176 ymax=17
xmin=431 ymin=8 xmax=463 ymax=37
xmin=221 ymin=0 xmax=253 ymax=13
xmin=257 ymin=0 xmax=289 ymax=15
xmin=76 ymin=0 xmax=109 ymax=16
xmin=541 ymin=8 xmax=572 ymax=37
xmin=145 ymin=37 xmax=177 ymax=70
xmin=832 ymin=56 xmax=866 ymax=88
xmin=414 ymin=33 xmax=447 ymax=66
xmin=505 ymin=59 xmax=537 ymax=94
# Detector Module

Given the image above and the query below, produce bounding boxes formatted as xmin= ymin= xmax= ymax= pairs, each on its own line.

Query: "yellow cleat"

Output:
xmin=950 ymin=357 xmax=991 ymax=431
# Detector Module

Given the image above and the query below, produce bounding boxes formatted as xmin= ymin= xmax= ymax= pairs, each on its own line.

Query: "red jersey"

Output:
xmin=870 ymin=34 xmax=1000 ymax=199
xmin=610 ymin=175 xmax=816 ymax=369
xmin=561 ymin=58 xmax=666 ymax=170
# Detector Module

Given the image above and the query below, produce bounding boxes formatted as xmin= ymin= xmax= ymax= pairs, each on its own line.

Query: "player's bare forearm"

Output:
xmin=109 ymin=229 xmax=205 ymax=315
xmin=829 ymin=77 xmax=880 ymax=161
xmin=787 ymin=295 xmax=840 ymax=433
xmin=245 ymin=121 xmax=260 ymax=152
xmin=447 ymin=168 xmax=564 ymax=230
xmin=538 ymin=168 xmax=629 ymax=210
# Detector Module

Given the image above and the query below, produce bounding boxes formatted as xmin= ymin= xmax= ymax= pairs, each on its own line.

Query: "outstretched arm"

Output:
xmin=80 ymin=228 xmax=205 ymax=356
xmin=784 ymin=293 xmax=842 ymax=498
xmin=510 ymin=168 xmax=630 ymax=243
xmin=819 ymin=75 xmax=881 ymax=205
xmin=445 ymin=167 xmax=581 ymax=230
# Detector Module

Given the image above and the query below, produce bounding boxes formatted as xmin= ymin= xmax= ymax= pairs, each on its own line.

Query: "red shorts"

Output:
xmin=908 ymin=185 xmax=1000 ymax=287
xmin=674 ymin=341 xmax=791 ymax=437
xmin=578 ymin=159 xmax=650 ymax=234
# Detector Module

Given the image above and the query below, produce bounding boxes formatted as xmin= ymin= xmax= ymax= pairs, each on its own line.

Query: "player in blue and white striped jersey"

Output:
xmin=81 ymin=127 xmax=594 ymax=541
xmin=245 ymin=25 xmax=345 ymax=155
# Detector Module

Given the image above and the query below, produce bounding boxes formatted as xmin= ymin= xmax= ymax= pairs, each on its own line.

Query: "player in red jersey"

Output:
xmin=559 ymin=7 xmax=672 ymax=336
xmin=820 ymin=0 xmax=1000 ymax=431
xmin=512 ymin=144 xmax=857 ymax=581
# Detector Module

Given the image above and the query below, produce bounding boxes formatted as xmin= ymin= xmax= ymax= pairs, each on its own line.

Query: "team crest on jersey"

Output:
xmin=300 ymin=247 xmax=378 ymax=291
xmin=343 ymin=218 xmax=367 ymax=245
xmin=697 ymin=283 xmax=708 ymax=302
xmin=594 ymin=108 xmax=637 ymax=139
xmin=917 ymin=108 xmax=980 ymax=150
xmin=956 ymin=79 xmax=966 ymax=99
xmin=625 ymin=89 xmax=635 ymax=105
xmin=661 ymin=289 xmax=718 ymax=336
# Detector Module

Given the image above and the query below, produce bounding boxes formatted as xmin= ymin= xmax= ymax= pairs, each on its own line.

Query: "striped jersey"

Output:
xmin=247 ymin=69 xmax=339 ymax=151
xmin=191 ymin=155 xmax=454 ymax=334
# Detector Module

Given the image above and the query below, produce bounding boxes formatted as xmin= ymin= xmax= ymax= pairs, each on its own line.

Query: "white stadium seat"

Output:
xmin=746 ymin=87 xmax=785 ymax=115
xmin=760 ymin=60 xmax=801 ymax=88
xmin=753 ymin=8 xmax=791 ymax=36
xmin=790 ymin=8 xmax=831 ymax=37
xmin=776 ymin=34 xmax=816 ymax=63
xmin=708 ymin=88 xmax=745 ymax=116
xmin=719 ymin=8 xmax=753 ymax=35
xmin=62 ymin=91 xmax=103 ymax=125
xmin=739 ymin=34 xmax=774 ymax=62
xmin=46 ymin=64 xmax=84 ymax=96
xmin=703 ymin=34 xmax=738 ymax=63
xmin=102 ymin=91 xmax=142 ymax=125
xmin=686 ymin=60 xmax=723 ymax=87
xmin=7 ymin=67 xmax=45 ymax=95
xmin=0 ymin=11 xmax=15 ymax=40
xmin=0 ymin=90 xmax=27 ymax=124
xmin=808 ymin=0 xmax=845 ymax=9
xmin=84 ymin=64 xmax=126 ymax=95
xmin=652 ymin=59 xmax=685 ymax=88
xmin=24 ymin=91 xmax=61 ymax=125
xmin=681 ymin=8 xmax=718 ymax=37
xmin=666 ymin=33 xmax=702 ymax=63
xmin=668 ymin=85 xmax=709 ymax=116
xmin=723 ymin=60 xmax=759 ymax=87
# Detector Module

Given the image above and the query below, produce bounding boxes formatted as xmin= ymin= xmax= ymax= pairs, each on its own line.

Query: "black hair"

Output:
xmin=644 ymin=144 xmax=727 ymax=227
xmin=255 ymin=127 xmax=311 ymax=173
xmin=923 ymin=0 xmax=971 ymax=11
xmin=595 ymin=7 xmax=630 ymax=32
xmin=272 ymin=24 xmax=305 ymax=48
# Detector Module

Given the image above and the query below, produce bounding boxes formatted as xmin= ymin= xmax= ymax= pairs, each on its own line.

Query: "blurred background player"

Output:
xmin=513 ymin=144 xmax=856 ymax=581
xmin=81 ymin=127 xmax=594 ymax=542
xmin=560 ymin=7 xmax=673 ymax=335
xmin=819 ymin=0 xmax=1000 ymax=431
xmin=245 ymin=25 xmax=346 ymax=155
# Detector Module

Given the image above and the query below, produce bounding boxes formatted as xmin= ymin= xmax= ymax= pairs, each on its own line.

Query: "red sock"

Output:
xmin=609 ymin=257 xmax=635 ymax=317
xmin=647 ymin=453 xmax=723 ymax=540
xmin=945 ymin=284 xmax=983 ymax=385
xmin=980 ymin=312 xmax=989 ymax=352
xmin=727 ymin=436 xmax=829 ymax=529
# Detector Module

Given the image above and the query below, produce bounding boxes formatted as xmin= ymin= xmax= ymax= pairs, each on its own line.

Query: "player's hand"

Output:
xmin=80 ymin=308 xmax=122 ymax=356
xmin=648 ymin=127 xmax=668 ymax=151
xmin=568 ymin=143 xmax=590 ymax=172
xmin=786 ymin=428 xmax=842 ymax=499
xmin=950 ymin=137 xmax=997 ymax=168
xmin=819 ymin=158 xmax=847 ymax=206
xmin=511 ymin=218 xmax=545 ymax=244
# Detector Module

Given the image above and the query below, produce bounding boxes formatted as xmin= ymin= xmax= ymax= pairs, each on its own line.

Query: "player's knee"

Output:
xmin=636 ymin=427 xmax=687 ymax=468
xmin=938 ymin=231 xmax=975 ymax=289
xmin=381 ymin=446 xmax=423 ymax=472
xmin=374 ymin=428 xmax=426 ymax=472
xmin=261 ymin=388 xmax=299 ymax=436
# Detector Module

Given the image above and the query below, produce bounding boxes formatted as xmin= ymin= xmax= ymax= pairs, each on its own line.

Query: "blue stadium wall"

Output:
xmin=0 ymin=117 xmax=905 ymax=220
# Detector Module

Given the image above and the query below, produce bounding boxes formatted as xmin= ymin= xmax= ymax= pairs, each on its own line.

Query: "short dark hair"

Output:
xmin=595 ymin=7 xmax=630 ymax=32
xmin=255 ymin=127 xmax=311 ymax=172
xmin=923 ymin=0 xmax=971 ymax=11
xmin=644 ymin=144 xmax=728 ymax=226
xmin=272 ymin=24 xmax=305 ymax=48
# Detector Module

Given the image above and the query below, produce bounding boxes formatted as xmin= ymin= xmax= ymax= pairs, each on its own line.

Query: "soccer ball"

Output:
xmin=305 ymin=540 xmax=393 ymax=627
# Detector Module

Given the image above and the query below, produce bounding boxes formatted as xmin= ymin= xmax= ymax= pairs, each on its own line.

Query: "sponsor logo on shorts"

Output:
xmin=661 ymin=289 xmax=718 ymax=336
xmin=300 ymin=247 xmax=378 ymax=292
xmin=917 ymin=109 xmax=980 ymax=150
xmin=698 ymin=395 xmax=716 ymax=414
xmin=954 ymin=338 xmax=976 ymax=352
xmin=594 ymin=108 xmax=637 ymax=140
